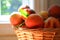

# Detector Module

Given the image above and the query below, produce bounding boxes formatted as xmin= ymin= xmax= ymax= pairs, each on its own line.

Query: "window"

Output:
xmin=0 ymin=0 xmax=48 ymax=23
xmin=0 ymin=0 xmax=34 ymax=23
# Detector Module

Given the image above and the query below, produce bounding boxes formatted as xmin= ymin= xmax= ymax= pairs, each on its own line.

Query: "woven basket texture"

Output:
xmin=13 ymin=28 xmax=59 ymax=40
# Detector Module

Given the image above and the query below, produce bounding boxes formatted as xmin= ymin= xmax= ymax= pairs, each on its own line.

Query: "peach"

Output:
xmin=44 ymin=17 xmax=60 ymax=28
xmin=48 ymin=5 xmax=60 ymax=18
xmin=10 ymin=13 xmax=23 ymax=26
xmin=25 ymin=14 xmax=44 ymax=28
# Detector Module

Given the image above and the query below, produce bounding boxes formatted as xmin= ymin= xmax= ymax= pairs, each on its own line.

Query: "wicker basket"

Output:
xmin=12 ymin=27 xmax=57 ymax=40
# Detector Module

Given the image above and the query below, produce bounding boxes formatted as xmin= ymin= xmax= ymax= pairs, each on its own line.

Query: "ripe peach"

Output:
xmin=44 ymin=17 xmax=60 ymax=28
xmin=25 ymin=14 xmax=44 ymax=28
xmin=10 ymin=13 xmax=23 ymax=26
xmin=48 ymin=5 xmax=60 ymax=18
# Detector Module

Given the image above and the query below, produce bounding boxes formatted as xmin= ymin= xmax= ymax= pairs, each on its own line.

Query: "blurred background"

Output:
xmin=0 ymin=0 xmax=60 ymax=40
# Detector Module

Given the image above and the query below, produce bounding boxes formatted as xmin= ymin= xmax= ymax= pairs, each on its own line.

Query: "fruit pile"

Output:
xmin=10 ymin=5 xmax=60 ymax=29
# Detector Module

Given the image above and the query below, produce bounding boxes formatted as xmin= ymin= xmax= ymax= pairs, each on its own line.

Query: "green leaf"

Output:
xmin=19 ymin=9 xmax=29 ymax=18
